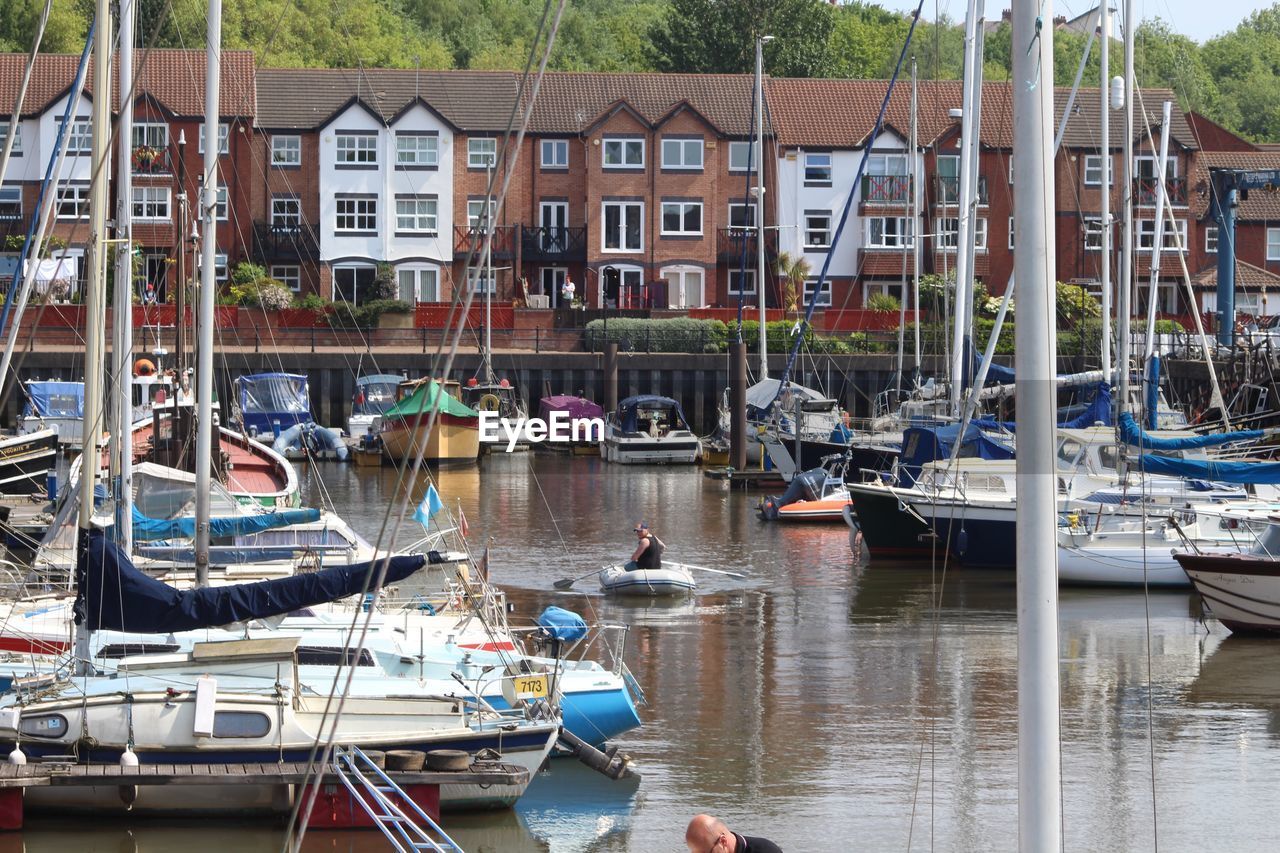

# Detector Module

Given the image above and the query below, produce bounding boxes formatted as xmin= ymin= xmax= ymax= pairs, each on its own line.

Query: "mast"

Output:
xmin=755 ymin=35 xmax=770 ymax=380
xmin=175 ymin=128 xmax=187 ymax=378
xmin=1012 ymin=0 xmax=1062 ymax=846
xmin=76 ymin=0 xmax=113 ymax=670
xmin=483 ymin=161 xmax=493 ymax=384
xmin=111 ymin=0 xmax=136 ymax=553
xmin=194 ymin=0 xmax=222 ymax=587
xmin=1118 ymin=0 xmax=1135 ymax=423
xmin=1142 ymin=100 xmax=1172 ymax=361
xmin=1099 ymin=0 xmax=1112 ymax=382
xmin=949 ymin=0 xmax=983 ymax=418
xmin=910 ymin=57 xmax=921 ymax=388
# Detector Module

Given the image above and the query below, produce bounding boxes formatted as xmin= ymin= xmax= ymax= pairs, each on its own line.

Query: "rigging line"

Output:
xmin=284 ymin=3 xmax=570 ymax=847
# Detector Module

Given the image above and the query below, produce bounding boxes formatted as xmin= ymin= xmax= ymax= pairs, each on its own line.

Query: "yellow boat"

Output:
xmin=380 ymin=379 xmax=480 ymax=465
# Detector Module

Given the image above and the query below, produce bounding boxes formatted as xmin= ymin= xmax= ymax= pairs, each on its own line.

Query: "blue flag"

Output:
xmin=413 ymin=484 xmax=445 ymax=526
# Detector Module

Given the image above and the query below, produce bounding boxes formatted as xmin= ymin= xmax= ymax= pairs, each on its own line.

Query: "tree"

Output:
xmin=649 ymin=0 xmax=837 ymax=77
xmin=0 ymin=0 xmax=87 ymax=53
xmin=774 ymin=251 xmax=810 ymax=313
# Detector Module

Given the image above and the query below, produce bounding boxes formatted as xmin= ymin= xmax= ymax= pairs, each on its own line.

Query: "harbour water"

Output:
xmin=15 ymin=455 xmax=1280 ymax=851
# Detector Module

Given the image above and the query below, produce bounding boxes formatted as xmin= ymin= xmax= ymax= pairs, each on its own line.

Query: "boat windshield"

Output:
xmin=1253 ymin=523 xmax=1280 ymax=557
xmin=352 ymin=381 xmax=398 ymax=417
xmin=238 ymin=374 xmax=309 ymax=416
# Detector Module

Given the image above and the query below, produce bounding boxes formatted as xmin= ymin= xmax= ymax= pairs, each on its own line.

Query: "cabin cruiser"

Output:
xmin=600 ymin=396 xmax=700 ymax=464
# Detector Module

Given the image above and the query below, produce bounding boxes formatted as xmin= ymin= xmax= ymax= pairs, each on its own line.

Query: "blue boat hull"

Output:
xmin=919 ymin=511 xmax=1017 ymax=569
xmin=490 ymin=685 xmax=642 ymax=747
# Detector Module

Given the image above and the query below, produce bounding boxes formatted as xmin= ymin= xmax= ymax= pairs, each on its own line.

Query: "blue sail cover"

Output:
xmin=537 ymin=606 xmax=589 ymax=642
xmin=236 ymin=373 xmax=312 ymax=434
xmin=1118 ymin=411 xmax=1263 ymax=451
xmin=1059 ymin=383 xmax=1113 ymax=429
xmin=23 ymin=381 xmax=84 ymax=418
xmin=75 ymin=529 xmax=426 ymax=633
xmin=1134 ymin=454 xmax=1280 ymax=485
xmin=898 ymin=424 xmax=1014 ymax=485
xmin=130 ymin=507 xmax=320 ymax=543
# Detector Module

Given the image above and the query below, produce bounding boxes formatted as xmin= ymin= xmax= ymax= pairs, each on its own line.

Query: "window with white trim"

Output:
xmin=1134 ymin=155 xmax=1177 ymax=179
xmin=602 ymin=138 xmax=644 ymax=168
xmin=804 ymin=278 xmax=832 ymax=307
xmin=1083 ymin=154 xmax=1112 ymax=186
xmin=1007 ymin=216 xmax=1015 ymax=250
xmin=867 ymin=153 xmax=909 ymax=175
xmin=272 ymin=197 xmax=301 ymax=230
xmin=467 ymin=198 xmax=495 ymax=229
xmin=602 ymin=201 xmax=643 ymax=252
xmin=397 ymin=265 xmax=439 ymax=302
xmin=214 ymin=186 xmax=228 ymax=221
xmin=1083 ymin=217 xmax=1104 ymax=251
xmin=1206 ymin=225 xmax=1218 ymax=255
xmin=1268 ymin=228 xmax=1280 ymax=261
xmin=660 ymin=201 xmax=702 ymax=236
xmin=661 ymin=138 xmax=703 ymax=169
xmin=198 ymin=123 xmax=230 ymax=154
xmin=804 ymin=152 xmax=832 ymax=185
xmin=56 ymin=184 xmax=90 ymax=219
xmin=271 ymin=135 xmax=300 ymax=166
xmin=803 ymin=212 xmax=831 ymax=249
xmin=335 ymin=196 xmax=377 ymax=233
xmin=729 ymin=141 xmax=759 ymax=172
xmin=468 ymin=138 xmax=497 ymax=169
xmin=935 ymin=217 xmax=987 ymax=250
xmin=0 ymin=186 xmax=20 ymax=221
xmin=334 ymin=265 xmax=376 ymax=304
xmin=728 ymin=203 xmax=756 ymax=234
xmin=214 ymin=253 xmax=228 ymax=283
xmin=132 ymin=122 xmax=168 ymax=150
xmin=336 ymin=133 xmax=377 ymax=165
xmin=470 ymin=271 xmax=496 ymax=294
xmin=270 ymin=265 xmax=301 ymax=292
xmin=728 ymin=268 xmax=757 ymax=295
xmin=132 ymin=186 xmax=171 ymax=221
xmin=0 ymin=122 xmax=19 ymax=155
xmin=866 ymin=216 xmax=913 ymax=248
xmin=395 ymin=197 xmax=438 ymax=235
xmin=1136 ymin=218 xmax=1187 ymax=251
xmin=541 ymin=139 xmax=568 ymax=168
xmin=60 ymin=119 xmax=91 ymax=154
xmin=396 ymin=134 xmax=438 ymax=167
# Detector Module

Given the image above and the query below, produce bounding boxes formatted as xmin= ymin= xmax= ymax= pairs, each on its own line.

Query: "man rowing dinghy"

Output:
xmin=628 ymin=522 xmax=665 ymax=571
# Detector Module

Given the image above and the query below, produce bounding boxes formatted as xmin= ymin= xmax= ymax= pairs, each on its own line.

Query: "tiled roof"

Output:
xmin=1193 ymin=260 xmax=1280 ymax=289
xmin=526 ymin=72 xmax=755 ymax=135
xmin=765 ymin=79 xmax=1195 ymax=151
xmin=1188 ymin=151 xmax=1280 ymax=221
xmin=0 ymin=50 xmax=256 ymax=117
xmin=255 ymin=68 xmax=519 ymax=131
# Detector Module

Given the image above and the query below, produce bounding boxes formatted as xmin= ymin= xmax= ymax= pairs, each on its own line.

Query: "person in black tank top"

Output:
xmin=629 ymin=522 xmax=665 ymax=571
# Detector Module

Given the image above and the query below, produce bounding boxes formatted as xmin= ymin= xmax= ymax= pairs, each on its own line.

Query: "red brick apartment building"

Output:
xmin=4 ymin=51 xmax=1279 ymax=322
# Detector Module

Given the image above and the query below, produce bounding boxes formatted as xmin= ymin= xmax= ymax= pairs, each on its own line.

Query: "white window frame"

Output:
xmin=661 ymin=137 xmax=703 ymax=170
xmin=803 ymin=212 xmax=832 ymax=249
xmin=660 ymin=201 xmax=703 ymax=236
xmin=601 ymin=201 xmax=644 ymax=253
xmin=335 ymin=196 xmax=378 ymax=233
xmin=56 ymin=184 xmax=90 ymax=219
xmin=1137 ymin=218 xmax=1187 ymax=252
xmin=661 ymin=266 xmax=705 ymax=309
xmin=728 ymin=268 xmax=757 ymax=295
xmin=467 ymin=198 xmax=496 ymax=230
xmin=1083 ymin=154 xmax=1112 ymax=186
xmin=215 ymin=186 xmax=228 ymax=221
xmin=333 ymin=264 xmax=376 ymax=305
xmin=335 ymin=133 xmax=377 ymax=165
xmin=132 ymin=121 xmax=168 ymax=151
xmin=0 ymin=122 xmax=20 ymax=156
xmin=395 ymin=197 xmax=438 ymax=235
xmin=602 ymin=137 xmax=644 ymax=169
xmin=395 ymin=134 xmax=438 ymax=168
xmin=804 ymin=278 xmax=832 ymax=307
xmin=470 ymin=270 xmax=496 ymax=295
xmin=270 ymin=265 xmax=301 ymax=292
xmin=728 ymin=203 xmax=756 ymax=232
xmin=540 ymin=267 xmax=568 ymax=306
xmin=934 ymin=217 xmax=987 ymax=251
xmin=728 ymin=141 xmax=759 ymax=172
xmin=214 ymin=253 xmax=228 ymax=283
xmin=866 ymin=152 xmax=909 ymax=176
xmin=198 ymin=123 xmax=230 ymax=154
xmin=1083 ymin=217 xmax=1104 ymax=251
xmin=1206 ymin=225 xmax=1218 ymax=255
xmin=468 ymin=137 xmax=497 ymax=169
xmin=61 ymin=119 xmax=92 ymax=154
xmin=1134 ymin=155 xmax=1177 ymax=179
xmin=863 ymin=281 xmax=905 ymax=304
xmin=1007 ymin=216 xmax=1015 ymax=250
xmin=1268 ymin=228 xmax=1280 ymax=262
xmin=397 ymin=264 xmax=440 ymax=302
xmin=804 ymin=151 xmax=832 ymax=185
xmin=272 ymin=197 xmax=302 ymax=230
xmin=271 ymin=134 xmax=301 ymax=166
xmin=866 ymin=216 xmax=914 ymax=249
xmin=540 ymin=139 xmax=568 ymax=168
xmin=0 ymin=186 xmax=21 ymax=220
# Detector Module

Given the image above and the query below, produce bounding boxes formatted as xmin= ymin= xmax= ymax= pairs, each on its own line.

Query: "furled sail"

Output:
xmin=75 ymin=529 xmax=430 ymax=632
xmin=131 ymin=507 xmax=320 ymax=542
xmin=1119 ymin=412 xmax=1264 ymax=451
xmin=1134 ymin=454 xmax=1280 ymax=485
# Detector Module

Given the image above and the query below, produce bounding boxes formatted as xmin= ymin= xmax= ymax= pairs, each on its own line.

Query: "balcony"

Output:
xmin=933 ymin=175 xmax=989 ymax=206
xmin=1134 ymin=176 xmax=1187 ymax=207
xmin=131 ymin=145 xmax=172 ymax=175
xmin=520 ymin=225 xmax=586 ymax=263
xmin=454 ymin=225 xmax=516 ymax=260
xmin=253 ymin=222 xmax=320 ymax=261
xmin=716 ymin=227 xmax=778 ymax=262
xmin=861 ymin=174 xmax=912 ymax=204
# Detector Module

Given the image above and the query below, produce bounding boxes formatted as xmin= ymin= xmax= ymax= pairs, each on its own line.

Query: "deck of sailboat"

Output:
xmin=129 ymin=420 xmax=289 ymax=497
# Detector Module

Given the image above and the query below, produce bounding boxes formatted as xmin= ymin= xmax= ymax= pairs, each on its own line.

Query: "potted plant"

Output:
xmin=132 ymin=145 xmax=162 ymax=173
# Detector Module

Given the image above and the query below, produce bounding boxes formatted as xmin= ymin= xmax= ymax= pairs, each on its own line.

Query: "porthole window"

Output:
xmin=211 ymin=711 xmax=271 ymax=738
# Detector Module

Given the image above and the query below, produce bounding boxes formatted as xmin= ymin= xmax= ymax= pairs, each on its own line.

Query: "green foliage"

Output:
xmin=739 ymin=319 xmax=807 ymax=352
xmin=371 ymin=263 xmax=398 ymax=302
xmin=649 ymin=0 xmax=837 ymax=76
xmin=584 ymin=317 xmax=727 ymax=352
xmin=228 ymin=262 xmax=292 ymax=310
xmin=328 ymin=298 xmax=416 ymax=328
xmin=865 ymin=292 xmax=900 ymax=313
xmin=974 ymin=317 xmax=1015 ymax=355
xmin=774 ymin=251 xmax=810 ymax=313
xmin=1055 ymin=282 xmax=1101 ymax=327
xmin=0 ymin=0 xmax=88 ymax=53
xmin=293 ymin=292 xmax=328 ymax=310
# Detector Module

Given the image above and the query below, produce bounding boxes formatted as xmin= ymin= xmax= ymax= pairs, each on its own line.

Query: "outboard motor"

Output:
xmin=759 ymin=466 xmax=826 ymax=519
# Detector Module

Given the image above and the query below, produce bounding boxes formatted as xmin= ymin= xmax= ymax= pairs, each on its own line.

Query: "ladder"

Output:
xmin=331 ymin=745 xmax=465 ymax=853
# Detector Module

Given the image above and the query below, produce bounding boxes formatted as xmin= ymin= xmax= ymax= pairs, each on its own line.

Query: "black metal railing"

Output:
xmin=252 ymin=222 xmax=321 ymax=261
xmin=520 ymin=225 xmax=586 ymax=262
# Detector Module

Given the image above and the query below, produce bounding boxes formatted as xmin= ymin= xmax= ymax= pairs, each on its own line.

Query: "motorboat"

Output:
xmin=600 ymin=396 xmax=699 ymax=464
xmin=380 ymin=378 xmax=480 ymax=465
xmin=599 ymin=563 xmax=696 ymax=595
xmin=1176 ymin=516 xmax=1280 ymax=634
xmin=759 ymin=454 xmax=851 ymax=522
xmin=537 ymin=394 xmax=604 ymax=454
xmin=346 ymin=373 xmax=402 ymax=437
xmin=234 ymin=372 xmax=346 ymax=460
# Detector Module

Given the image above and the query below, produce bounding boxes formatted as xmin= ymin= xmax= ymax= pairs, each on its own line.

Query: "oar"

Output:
xmin=674 ymin=563 xmax=748 ymax=579
xmin=553 ymin=568 xmax=605 ymax=590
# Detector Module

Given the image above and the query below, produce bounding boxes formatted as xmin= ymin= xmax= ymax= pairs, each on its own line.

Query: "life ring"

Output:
xmin=134 ymin=358 xmax=156 ymax=377
xmin=478 ymin=393 xmax=501 ymax=412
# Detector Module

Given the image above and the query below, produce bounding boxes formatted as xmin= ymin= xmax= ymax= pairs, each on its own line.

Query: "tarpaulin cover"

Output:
xmin=898 ymin=424 xmax=1015 ymax=485
xmin=615 ymin=395 xmax=691 ymax=433
xmin=745 ymin=379 xmax=832 ymax=413
xmin=23 ymin=381 xmax=84 ymax=418
xmin=130 ymin=506 xmax=320 ymax=542
xmin=353 ymin=375 xmax=403 ymax=417
xmin=1118 ymin=411 xmax=1263 ymax=451
xmin=536 ymin=606 xmax=588 ymax=642
xmin=383 ymin=380 xmax=478 ymax=421
xmin=75 ymin=529 xmax=425 ymax=632
xmin=538 ymin=395 xmax=604 ymax=422
xmin=236 ymin=373 xmax=311 ymax=433
xmin=1133 ymin=454 xmax=1280 ymax=485
xmin=1059 ymin=383 xmax=1113 ymax=429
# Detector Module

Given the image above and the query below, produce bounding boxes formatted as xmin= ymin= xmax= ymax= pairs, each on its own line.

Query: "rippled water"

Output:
xmin=16 ymin=455 xmax=1280 ymax=851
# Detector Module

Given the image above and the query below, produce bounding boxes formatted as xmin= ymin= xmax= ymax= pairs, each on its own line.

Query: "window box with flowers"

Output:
xmin=132 ymin=145 xmax=168 ymax=174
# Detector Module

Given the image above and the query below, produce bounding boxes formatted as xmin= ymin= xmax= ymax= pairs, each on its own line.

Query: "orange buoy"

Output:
xmin=134 ymin=358 xmax=156 ymax=377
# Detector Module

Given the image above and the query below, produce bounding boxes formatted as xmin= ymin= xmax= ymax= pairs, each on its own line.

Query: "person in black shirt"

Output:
xmin=685 ymin=814 xmax=782 ymax=853
xmin=627 ymin=522 xmax=665 ymax=571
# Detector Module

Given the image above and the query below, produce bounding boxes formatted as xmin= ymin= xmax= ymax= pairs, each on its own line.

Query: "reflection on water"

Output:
xmin=14 ymin=455 xmax=1280 ymax=850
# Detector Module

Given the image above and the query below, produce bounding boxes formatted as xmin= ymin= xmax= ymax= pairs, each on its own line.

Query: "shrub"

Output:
xmin=293 ymin=292 xmax=327 ymax=310
xmin=738 ymin=319 xmax=807 ymax=353
xmin=584 ymin=317 xmax=728 ymax=353
xmin=866 ymin=292 xmax=901 ymax=313
xmin=370 ymin=264 xmax=398 ymax=301
xmin=326 ymin=299 xmax=413 ymax=329
xmin=230 ymin=277 xmax=292 ymax=310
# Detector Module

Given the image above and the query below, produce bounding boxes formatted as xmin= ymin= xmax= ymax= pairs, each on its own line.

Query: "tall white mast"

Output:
xmin=949 ymin=0 xmax=984 ymax=417
xmin=111 ymin=0 xmax=136 ymax=553
xmin=755 ymin=35 xmax=771 ymax=379
xmin=1142 ymin=100 xmax=1172 ymax=361
xmin=1118 ymin=0 xmax=1135 ymax=421
xmin=910 ymin=57 xmax=922 ymax=387
xmin=1012 ymin=0 xmax=1063 ymax=847
xmin=1099 ymin=1 xmax=1112 ymax=382
xmin=194 ymin=0 xmax=221 ymax=587
xmin=484 ymin=161 xmax=493 ymax=383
